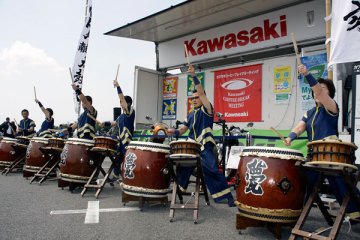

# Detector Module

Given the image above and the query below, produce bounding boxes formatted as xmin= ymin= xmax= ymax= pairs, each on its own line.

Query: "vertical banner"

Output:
xmin=162 ymin=99 xmax=177 ymax=120
xmin=352 ymin=62 xmax=360 ymax=164
xmin=299 ymin=53 xmax=327 ymax=112
xmin=329 ymin=1 xmax=360 ymax=65
xmin=71 ymin=0 xmax=92 ymax=114
xmin=214 ymin=64 xmax=262 ymax=122
xmin=187 ymin=72 xmax=204 ymax=96
xmin=162 ymin=76 xmax=178 ymax=98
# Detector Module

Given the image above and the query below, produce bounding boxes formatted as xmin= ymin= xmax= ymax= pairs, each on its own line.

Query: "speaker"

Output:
xmin=113 ymin=107 xmax=122 ymax=121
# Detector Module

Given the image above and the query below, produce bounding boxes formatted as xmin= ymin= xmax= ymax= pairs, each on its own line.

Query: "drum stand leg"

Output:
xmin=30 ymin=156 xmax=60 ymax=185
xmin=82 ymin=151 xmax=117 ymax=198
xmin=169 ymin=156 xmax=209 ymax=224
xmin=290 ymin=167 xmax=360 ymax=240
xmin=1 ymin=155 xmax=25 ymax=175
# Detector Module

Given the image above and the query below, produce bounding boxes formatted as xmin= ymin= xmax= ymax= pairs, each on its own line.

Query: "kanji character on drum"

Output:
xmin=285 ymin=64 xmax=360 ymax=222
xmin=101 ymin=79 xmax=135 ymax=180
xmin=64 ymin=84 xmax=97 ymax=140
xmin=34 ymin=98 xmax=54 ymax=138
xmin=167 ymin=64 xmax=235 ymax=207
xmin=17 ymin=109 xmax=36 ymax=137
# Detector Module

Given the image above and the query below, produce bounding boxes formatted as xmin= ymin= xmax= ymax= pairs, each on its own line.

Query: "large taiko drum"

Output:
xmin=23 ymin=137 xmax=49 ymax=177
xmin=306 ymin=139 xmax=358 ymax=170
xmin=120 ymin=141 xmax=171 ymax=198
xmin=236 ymin=146 xmax=306 ymax=223
xmin=59 ymin=138 xmax=95 ymax=183
xmin=0 ymin=138 xmax=20 ymax=170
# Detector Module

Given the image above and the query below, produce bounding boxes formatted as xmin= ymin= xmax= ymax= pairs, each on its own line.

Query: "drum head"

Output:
xmin=307 ymin=139 xmax=358 ymax=150
xmin=66 ymin=138 xmax=94 ymax=146
xmin=240 ymin=146 xmax=305 ymax=161
xmin=31 ymin=137 xmax=49 ymax=144
xmin=127 ymin=141 xmax=170 ymax=153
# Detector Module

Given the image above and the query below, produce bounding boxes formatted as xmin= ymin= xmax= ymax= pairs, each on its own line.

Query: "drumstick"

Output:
xmin=184 ymin=44 xmax=190 ymax=66
xmin=13 ymin=118 xmax=20 ymax=128
xmin=270 ymin=126 xmax=286 ymax=142
xmin=86 ymin=113 xmax=102 ymax=125
xmin=115 ymin=64 xmax=120 ymax=81
xmin=34 ymin=86 xmax=37 ymax=100
xmin=291 ymin=32 xmax=301 ymax=64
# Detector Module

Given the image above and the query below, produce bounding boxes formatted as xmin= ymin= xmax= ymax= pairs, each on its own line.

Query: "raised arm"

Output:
xmin=188 ymin=65 xmax=212 ymax=115
xmin=35 ymin=98 xmax=51 ymax=120
xmin=113 ymin=80 xmax=129 ymax=114
xmin=298 ymin=65 xmax=337 ymax=113
xmin=71 ymin=84 xmax=95 ymax=114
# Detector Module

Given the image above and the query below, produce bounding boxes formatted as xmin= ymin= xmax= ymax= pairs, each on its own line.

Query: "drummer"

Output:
xmin=17 ymin=109 xmax=36 ymax=137
xmin=101 ymin=79 xmax=135 ymax=180
xmin=167 ymin=64 xmax=235 ymax=207
xmin=35 ymin=98 xmax=54 ymax=138
xmin=285 ymin=64 xmax=360 ymax=222
xmin=63 ymin=84 xmax=97 ymax=140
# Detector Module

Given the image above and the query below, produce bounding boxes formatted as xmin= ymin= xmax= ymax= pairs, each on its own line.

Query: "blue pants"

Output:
xmin=177 ymin=146 xmax=233 ymax=202
xmin=113 ymin=145 xmax=125 ymax=176
xmin=306 ymin=171 xmax=360 ymax=214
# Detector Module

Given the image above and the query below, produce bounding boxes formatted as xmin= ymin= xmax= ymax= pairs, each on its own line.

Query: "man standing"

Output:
xmin=101 ymin=79 xmax=135 ymax=179
xmin=65 ymin=84 xmax=97 ymax=140
xmin=167 ymin=64 xmax=235 ymax=207
xmin=35 ymin=98 xmax=55 ymax=138
xmin=0 ymin=117 xmax=16 ymax=138
xmin=17 ymin=109 xmax=36 ymax=137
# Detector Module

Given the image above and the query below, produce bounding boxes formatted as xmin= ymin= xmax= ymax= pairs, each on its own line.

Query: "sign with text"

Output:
xmin=299 ymin=53 xmax=327 ymax=112
xmin=162 ymin=76 xmax=178 ymax=98
xmin=214 ymin=64 xmax=262 ymax=122
xmin=273 ymin=66 xmax=291 ymax=93
xmin=162 ymin=99 xmax=177 ymax=120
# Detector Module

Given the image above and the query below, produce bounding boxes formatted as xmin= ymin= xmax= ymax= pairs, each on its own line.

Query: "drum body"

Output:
xmin=92 ymin=136 xmax=117 ymax=153
xmin=23 ymin=137 xmax=49 ymax=177
xmin=0 ymin=138 xmax=20 ymax=169
xmin=47 ymin=138 xmax=65 ymax=150
xmin=169 ymin=139 xmax=202 ymax=156
xmin=59 ymin=138 xmax=95 ymax=183
xmin=236 ymin=147 xmax=306 ymax=223
xmin=121 ymin=141 xmax=170 ymax=198
xmin=306 ymin=139 xmax=358 ymax=170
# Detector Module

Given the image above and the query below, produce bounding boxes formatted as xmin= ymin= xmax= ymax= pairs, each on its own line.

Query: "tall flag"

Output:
xmin=71 ymin=0 xmax=92 ymax=114
xmin=329 ymin=0 xmax=360 ymax=65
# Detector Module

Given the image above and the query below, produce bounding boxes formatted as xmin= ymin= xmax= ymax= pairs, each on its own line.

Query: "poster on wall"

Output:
xmin=300 ymin=53 xmax=328 ymax=112
xmin=162 ymin=76 xmax=178 ymax=98
xmin=187 ymin=97 xmax=194 ymax=114
xmin=187 ymin=72 xmax=205 ymax=96
xmin=275 ymin=93 xmax=290 ymax=105
xmin=214 ymin=64 xmax=262 ymax=122
xmin=162 ymin=99 xmax=177 ymax=120
xmin=274 ymin=66 xmax=291 ymax=93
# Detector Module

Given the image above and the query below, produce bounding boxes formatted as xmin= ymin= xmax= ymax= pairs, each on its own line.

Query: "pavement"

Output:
xmin=1 ymin=159 xmax=360 ymax=240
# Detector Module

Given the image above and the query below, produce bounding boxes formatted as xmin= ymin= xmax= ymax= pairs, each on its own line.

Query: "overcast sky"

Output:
xmin=0 ymin=0 xmax=184 ymax=127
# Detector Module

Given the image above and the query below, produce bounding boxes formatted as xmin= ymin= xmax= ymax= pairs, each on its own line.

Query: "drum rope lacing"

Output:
xmin=241 ymin=148 xmax=304 ymax=158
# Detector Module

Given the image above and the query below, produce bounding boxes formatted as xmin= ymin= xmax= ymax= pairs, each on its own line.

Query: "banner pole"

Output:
xmin=325 ymin=0 xmax=333 ymax=80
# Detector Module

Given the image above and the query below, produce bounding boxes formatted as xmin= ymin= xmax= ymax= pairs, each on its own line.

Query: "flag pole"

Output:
xmin=325 ymin=0 xmax=332 ymax=80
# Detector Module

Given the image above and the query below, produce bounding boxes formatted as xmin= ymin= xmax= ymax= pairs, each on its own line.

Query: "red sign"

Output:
xmin=214 ymin=64 xmax=262 ymax=122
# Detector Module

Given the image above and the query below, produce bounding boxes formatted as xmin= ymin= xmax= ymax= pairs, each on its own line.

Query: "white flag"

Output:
xmin=329 ymin=0 xmax=360 ymax=66
xmin=71 ymin=0 xmax=92 ymax=114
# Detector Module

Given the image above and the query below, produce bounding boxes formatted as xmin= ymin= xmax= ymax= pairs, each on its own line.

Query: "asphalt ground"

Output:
xmin=1 ymin=159 xmax=360 ymax=240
